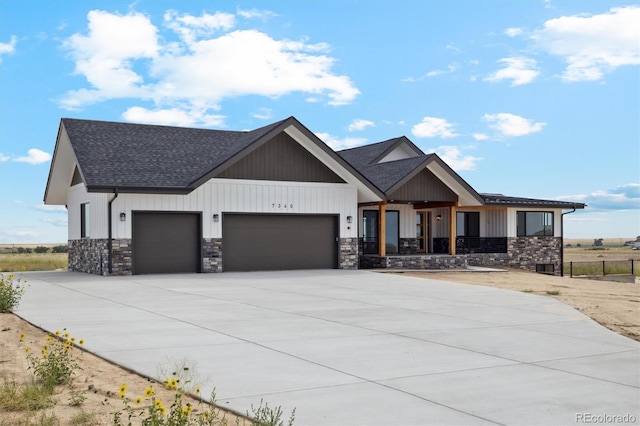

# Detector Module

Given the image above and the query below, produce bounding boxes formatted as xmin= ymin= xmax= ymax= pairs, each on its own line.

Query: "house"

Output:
xmin=44 ymin=116 xmax=585 ymax=276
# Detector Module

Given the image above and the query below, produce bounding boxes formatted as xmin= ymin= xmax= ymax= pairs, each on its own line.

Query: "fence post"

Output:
xmin=632 ymin=259 xmax=634 ymax=276
xmin=603 ymin=260 xmax=606 ymax=276
xmin=570 ymin=261 xmax=573 ymax=278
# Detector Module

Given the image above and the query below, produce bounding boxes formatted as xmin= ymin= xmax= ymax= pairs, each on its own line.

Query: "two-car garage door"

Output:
xmin=132 ymin=212 xmax=338 ymax=274
xmin=223 ymin=214 xmax=338 ymax=272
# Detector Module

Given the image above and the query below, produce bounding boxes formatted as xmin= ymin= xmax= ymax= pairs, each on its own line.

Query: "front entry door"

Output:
xmin=416 ymin=212 xmax=432 ymax=253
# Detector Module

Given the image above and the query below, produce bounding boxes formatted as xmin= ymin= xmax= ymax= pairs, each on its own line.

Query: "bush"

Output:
xmin=34 ymin=246 xmax=50 ymax=253
xmin=0 ymin=273 xmax=27 ymax=313
xmin=51 ymin=245 xmax=68 ymax=253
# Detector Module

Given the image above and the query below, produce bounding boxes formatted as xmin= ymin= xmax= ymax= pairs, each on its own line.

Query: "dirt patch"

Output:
xmin=0 ymin=313 xmax=246 ymax=425
xmin=400 ymin=269 xmax=640 ymax=342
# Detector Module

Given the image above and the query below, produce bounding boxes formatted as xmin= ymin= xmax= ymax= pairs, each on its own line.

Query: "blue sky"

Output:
xmin=0 ymin=0 xmax=638 ymax=243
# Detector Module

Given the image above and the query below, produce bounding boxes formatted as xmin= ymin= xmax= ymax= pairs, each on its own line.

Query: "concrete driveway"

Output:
xmin=16 ymin=270 xmax=640 ymax=425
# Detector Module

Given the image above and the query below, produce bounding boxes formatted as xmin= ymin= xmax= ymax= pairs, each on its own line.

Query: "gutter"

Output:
xmin=560 ymin=206 xmax=577 ymax=277
xmin=107 ymin=189 xmax=119 ymax=275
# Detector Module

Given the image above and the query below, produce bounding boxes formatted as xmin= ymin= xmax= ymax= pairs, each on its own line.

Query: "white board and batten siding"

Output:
xmin=105 ymin=178 xmax=358 ymax=240
xmin=68 ymin=184 xmax=110 ymax=240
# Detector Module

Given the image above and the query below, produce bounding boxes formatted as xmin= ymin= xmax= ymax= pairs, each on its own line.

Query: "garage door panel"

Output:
xmin=223 ymin=214 xmax=337 ymax=271
xmin=133 ymin=213 xmax=200 ymax=274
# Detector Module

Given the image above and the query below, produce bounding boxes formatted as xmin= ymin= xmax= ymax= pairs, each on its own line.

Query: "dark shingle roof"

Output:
xmin=63 ymin=118 xmax=288 ymax=192
xmin=338 ymin=137 xmax=404 ymax=169
xmin=481 ymin=193 xmax=586 ymax=208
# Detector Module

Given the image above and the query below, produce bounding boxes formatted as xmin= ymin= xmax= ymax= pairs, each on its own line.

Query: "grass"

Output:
xmin=563 ymin=260 xmax=638 ymax=277
xmin=0 ymin=253 xmax=67 ymax=272
xmin=0 ymin=379 xmax=56 ymax=412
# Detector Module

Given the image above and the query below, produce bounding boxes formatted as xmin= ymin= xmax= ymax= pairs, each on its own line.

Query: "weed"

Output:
xmin=22 ymin=328 xmax=84 ymax=390
xmin=248 ymin=400 xmax=296 ymax=426
xmin=68 ymin=389 xmax=87 ymax=406
xmin=0 ymin=272 xmax=28 ymax=313
xmin=546 ymin=290 xmax=561 ymax=296
xmin=69 ymin=410 xmax=100 ymax=426
xmin=31 ymin=411 xmax=59 ymax=426
xmin=522 ymin=289 xmax=534 ymax=293
xmin=0 ymin=379 xmax=55 ymax=412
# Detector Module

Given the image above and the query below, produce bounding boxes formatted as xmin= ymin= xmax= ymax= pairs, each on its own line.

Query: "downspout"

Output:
xmin=560 ymin=206 xmax=577 ymax=277
xmin=108 ymin=189 xmax=119 ymax=275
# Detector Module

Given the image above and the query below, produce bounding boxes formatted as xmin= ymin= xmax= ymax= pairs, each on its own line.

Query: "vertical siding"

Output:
xmin=485 ymin=209 xmax=507 ymax=237
xmin=111 ymin=179 xmax=358 ymax=240
xmin=67 ymin=184 xmax=109 ymax=240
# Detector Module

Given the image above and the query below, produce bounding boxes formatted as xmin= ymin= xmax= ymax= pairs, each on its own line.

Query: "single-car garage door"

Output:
xmin=133 ymin=212 xmax=201 ymax=274
xmin=223 ymin=214 xmax=338 ymax=271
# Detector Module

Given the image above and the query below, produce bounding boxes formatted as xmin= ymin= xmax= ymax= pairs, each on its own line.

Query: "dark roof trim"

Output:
xmin=481 ymin=193 xmax=586 ymax=209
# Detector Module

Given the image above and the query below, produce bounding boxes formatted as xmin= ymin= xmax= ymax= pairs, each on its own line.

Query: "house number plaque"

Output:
xmin=272 ymin=203 xmax=294 ymax=209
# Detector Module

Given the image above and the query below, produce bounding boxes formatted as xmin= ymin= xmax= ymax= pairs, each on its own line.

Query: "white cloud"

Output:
xmin=122 ymin=106 xmax=225 ymax=127
xmin=251 ymin=108 xmax=273 ymax=120
xmin=426 ymin=145 xmax=482 ymax=171
xmin=472 ymin=133 xmax=489 ymax=141
xmin=532 ymin=5 xmax=640 ymax=82
xmin=558 ymin=183 xmax=640 ymax=211
xmin=13 ymin=149 xmax=52 ymax=165
xmin=348 ymin=119 xmax=375 ymax=132
xmin=483 ymin=113 xmax=545 ymax=137
xmin=0 ymin=35 xmax=17 ymax=61
xmin=315 ymin=132 xmax=367 ymax=150
xmin=43 ymin=218 xmax=68 ymax=227
xmin=425 ymin=63 xmax=460 ymax=77
xmin=484 ymin=57 xmax=539 ymax=86
xmin=0 ymin=153 xmax=10 ymax=162
xmin=236 ymin=8 xmax=279 ymax=20
xmin=59 ymin=9 xmax=359 ymax=126
xmin=36 ymin=204 xmax=67 ymax=213
xmin=411 ymin=117 xmax=459 ymax=139
xmin=504 ymin=27 xmax=523 ymax=37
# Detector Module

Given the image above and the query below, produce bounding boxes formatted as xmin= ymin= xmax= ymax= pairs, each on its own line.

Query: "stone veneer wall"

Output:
xmin=339 ymin=238 xmax=358 ymax=270
xmin=399 ymin=238 xmax=418 ymax=255
xmin=111 ymin=239 xmax=132 ymax=275
xmin=360 ymin=254 xmax=467 ymax=269
xmin=467 ymin=236 xmax=562 ymax=275
xmin=68 ymin=239 xmax=109 ymax=275
xmin=202 ymin=238 xmax=223 ymax=272
xmin=69 ymin=239 xmax=133 ymax=276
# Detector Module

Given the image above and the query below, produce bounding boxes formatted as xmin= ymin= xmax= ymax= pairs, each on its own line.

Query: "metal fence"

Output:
xmin=565 ymin=260 xmax=636 ymax=278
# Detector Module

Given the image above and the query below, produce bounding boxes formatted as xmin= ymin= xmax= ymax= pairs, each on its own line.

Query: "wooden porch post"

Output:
xmin=378 ymin=201 xmax=387 ymax=256
xmin=449 ymin=205 xmax=457 ymax=255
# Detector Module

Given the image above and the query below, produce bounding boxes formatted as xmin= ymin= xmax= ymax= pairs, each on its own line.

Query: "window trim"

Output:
xmin=80 ymin=202 xmax=90 ymax=238
xmin=517 ymin=211 xmax=554 ymax=237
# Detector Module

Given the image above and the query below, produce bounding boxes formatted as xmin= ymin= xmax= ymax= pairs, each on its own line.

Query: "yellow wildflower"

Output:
xmin=71 ymin=337 xmax=76 ymax=343
xmin=19 ymin=333 xmax=25 ymax=342
xmin=55 ymin=330 xmax=61 ymax=336
xmin=79 ymin=339 xmax=85 ymax=345
xmin=135 ymin=396 xmax=142 ymax=405
xmin=195 ymin=385 xmax=201 ymax=395
xmin=46 ymin=335 xmax=52 ymax=342
xmin=63 ymin=332 xmax=70 ymax=338
xmin=25 ymin=347 xmax=31 ymax=354
xmin=8 ymin=274 xmax=14 ymax=280
xmin=144 ymin=387 xmax=154 ymax=397
xmin=20 ymin=266 xmax=26 ymax=271
xmin=118 ymin=384 xmax=128 ymax=394
xmin=159 ymin=405 xmax=167 ymax=416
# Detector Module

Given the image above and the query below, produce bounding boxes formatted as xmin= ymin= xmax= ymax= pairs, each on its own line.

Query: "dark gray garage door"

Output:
xmin=133 ymin=212 xmax=200 ymax=274
xmin=223 ymin=214 xmax=338 ymax=271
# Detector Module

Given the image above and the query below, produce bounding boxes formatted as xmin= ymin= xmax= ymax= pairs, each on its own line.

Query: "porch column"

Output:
xmin=378 ymin=201 xmax=386 ymax=256
xmin=449 ymin=205 xmax=457 ymax=255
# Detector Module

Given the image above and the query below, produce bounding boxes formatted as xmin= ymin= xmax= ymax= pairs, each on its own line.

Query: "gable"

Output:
xmin=387 ymin=167 xmax=457 ymax=202
xmin=216 ymin=131 xmax=345 ymax=183
xmin=375 ymin=140 xmax=423 ymax=164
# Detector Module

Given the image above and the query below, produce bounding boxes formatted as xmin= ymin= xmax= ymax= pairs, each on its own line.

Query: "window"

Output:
xmin=456 ymin=212 xmax=479 ymax=237
xmin=517 ymin=211 xmax=553 ymax=236
xmin=80 ymin=203 xmax=90 ymax=238
xmin=385 ymin=211 xmax=399 ymax=254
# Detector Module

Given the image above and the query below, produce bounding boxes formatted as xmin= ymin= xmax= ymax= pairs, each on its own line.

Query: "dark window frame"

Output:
xmin=456 ymin=211 xmax=480 ymax=237
xmin=385 ymin=210 xmax=400 ymax=254
xmin=80 ymin=202 xmax=90 ymax=238
xmin=517 ymin=211 xmax=554 ymax=237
